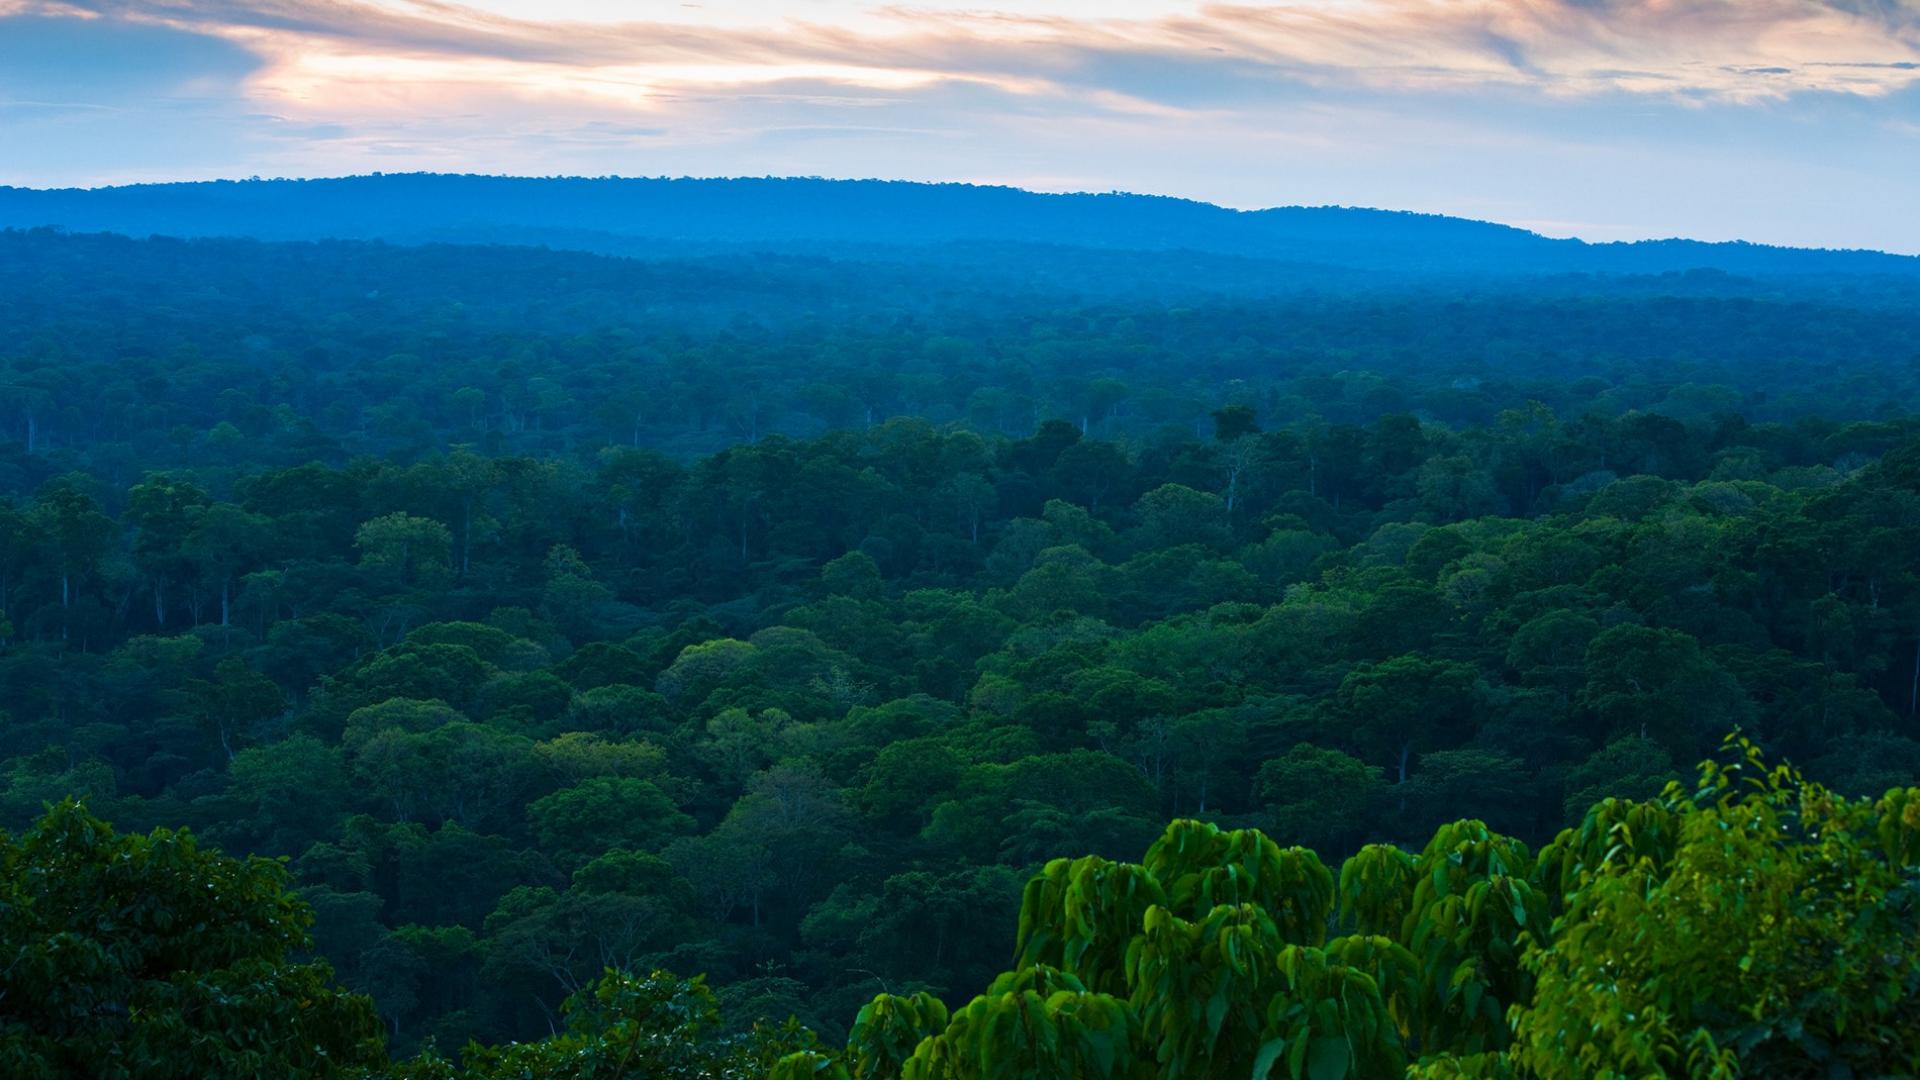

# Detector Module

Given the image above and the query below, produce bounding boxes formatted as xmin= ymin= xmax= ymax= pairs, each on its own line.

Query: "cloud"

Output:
xmin=16 ymin=0 xmax=1919 ymax=109
xmin=2 ymin=1 xmax=1917 ymax=252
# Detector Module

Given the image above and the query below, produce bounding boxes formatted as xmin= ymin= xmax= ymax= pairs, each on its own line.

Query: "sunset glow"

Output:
xmin=3 ymin=0 xmax=1918 ymax=248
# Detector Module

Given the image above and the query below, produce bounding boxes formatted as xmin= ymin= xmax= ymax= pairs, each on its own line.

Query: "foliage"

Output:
xmin=1253 ymin=945 xmax=1404 ymax=1080
xmin=6 ymin=223 xmax=1920 ymax=1071
xmin=0 ymin=799 xmax=385 ymax=1079
xmin=1335 ymin=845 xmax=1418 ymax=939
xmin=1502 ymin=736 xmax=1920 ymax=1078
xmin=1015 ymin=855 xmax=1167 ymax=995
xmin=1142 ymin=821 xmax=1333 ymax=943
xmin=444 ymin=968 xmax=815 ymax=1079
xmin=902 ymin=966 xmax=1143 ymax=1080
xmin=845 ymin=992 xmax=950 ymax=1080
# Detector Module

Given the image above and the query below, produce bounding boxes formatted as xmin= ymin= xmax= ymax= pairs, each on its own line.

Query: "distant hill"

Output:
xmin=1 ymin=174 xmax=1914 ymax=279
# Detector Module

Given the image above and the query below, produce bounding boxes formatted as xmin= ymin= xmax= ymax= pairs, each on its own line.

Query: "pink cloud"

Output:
xmin=22 ymin=0 xmax=1920 ymax=108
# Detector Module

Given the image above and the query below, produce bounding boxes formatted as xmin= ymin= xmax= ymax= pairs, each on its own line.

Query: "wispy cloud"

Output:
xmin=1 ymin=1 xmax=1917 ymax=252
xmin=15 ymin=0 xmax=1920 ymax=108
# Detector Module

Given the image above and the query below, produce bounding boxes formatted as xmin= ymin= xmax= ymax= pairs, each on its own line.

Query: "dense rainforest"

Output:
xmin=3 ymin=194 xmax=1920 ymax=1076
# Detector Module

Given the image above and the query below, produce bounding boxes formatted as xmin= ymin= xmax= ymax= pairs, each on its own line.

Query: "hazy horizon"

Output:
xmin=7 ymin=170 xmax=1918 ymax=258
xmin=3 ymin=2 xmax=1916 ymax=254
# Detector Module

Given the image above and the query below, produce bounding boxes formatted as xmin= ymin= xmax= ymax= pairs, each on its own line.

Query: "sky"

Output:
xmin=1 ymin=1 xmax=1918 ymax=252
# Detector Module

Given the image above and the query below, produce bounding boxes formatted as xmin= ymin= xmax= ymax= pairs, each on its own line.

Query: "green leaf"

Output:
xmin=1250 ymin=1036 xmax=1288 ymax=1080
xmin=1307 ymin=1036 xmax=1352 ymax=1080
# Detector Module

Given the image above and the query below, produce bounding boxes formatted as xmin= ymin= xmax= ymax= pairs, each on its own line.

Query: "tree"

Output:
xmin=902 ymin=967 xmax=1142 ymax=1080
xmin=1253 ymin=945 xmax=1404 ymax=1080
xmin=124 ymin=473 xmax=210 ymax=629
xmin=184 ymin=502 xmax=270 ymax=627
xmin=1219 ymin=436 xmax=1269 ymax=517
xmin=1257 ymin=743 xmax=1383 ymax=854
xmin=1336 ymin=656 xmax=1482 ymax=788
xmin=221 ymin=733 xmax=348 ymax=855
xmin=1399 ymin=749 xmax=1533 ymax=839
xmin=1558 ymin=734 xmax=1676 ymax=819
xmin=1212 ymin=405 xmax=1261 ymax=443
xmin=1132 ymin=484 xmax=1229 ymax=550
xmin=1401 ymin=821 xmax=1544 ymax=1056
xmin=543 ymin=543 xmax=616 ymax=640
xmin=1053 ymin=440 xmax=1131 ymax=512
xmin=28 ymin=477 xmax=115 ymax=638
xmin=1502 ymin=609 xmax=1599 ymax=698
xmin=1335 ymin=844 xmax=1418 ymax=939
xmin=1577 ymin=624 xmax=1741 ymax=759
xmin=355 ymin=512 xmax=454 ymax=588
xmin=1498 ymin=738 xmax=1920 ymax=1078
xmin=845 ymin=992 xmax=950 ymax=1080
xmin=1014 ymin=855 xmax=1166 ymax=996
xmin=1142 ymin=819 xmax=1333 ymax=943
xmin=176 ymin=658 xmax=285 ymax=761
xmin=0 ymin=800 xmax=385 ymax=1078
xmin=527 ymin=777 xmax=695 ymax=867
xmin=1127 ymin=903 xmax=1287 ymax=1077
xmin=482 ymin=852 xmax=693 ymax=997
xmin=441 ymin=968 xmax=801 ymax=1079
xmin=351 ymin=721 xmax=538 ymax=833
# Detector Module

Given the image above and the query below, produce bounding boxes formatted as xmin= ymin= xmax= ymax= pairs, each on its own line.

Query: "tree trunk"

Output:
xmin=1910 ymin=632 xmax=1920 ymax=719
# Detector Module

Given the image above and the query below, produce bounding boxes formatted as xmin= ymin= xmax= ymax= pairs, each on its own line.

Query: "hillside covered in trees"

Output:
xmin=3 ymin=195 xmax=1920 ymax=1076
xmin=6 ymin=175 xmax=1920 ymax=278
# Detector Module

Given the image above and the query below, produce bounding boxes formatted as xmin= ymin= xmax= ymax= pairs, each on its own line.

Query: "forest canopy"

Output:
xmin=10 ymin=736 xmax=1919 ymax=1077
xmin=1 ymin=212 xmax=1918 ymax=1076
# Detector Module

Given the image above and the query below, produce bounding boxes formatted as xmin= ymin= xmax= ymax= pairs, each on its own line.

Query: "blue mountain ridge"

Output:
xmin=1 ymin=174 xmax=1912 ymax=278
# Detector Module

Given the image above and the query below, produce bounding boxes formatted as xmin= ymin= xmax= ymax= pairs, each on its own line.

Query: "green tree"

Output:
xmin=1577 ymin=624 xmax=1742 ymax=758
xmin=1142 ymin=819 xmax=1333 ymax=943
xmin=1127 ymin=903 xmax=1287 ymax=1078
xmin=1252 ymin=944 xmax=1404 ymax=1080
xmin=1504 ymin=739 xmax=1920 ymax=1079
xmin=1337 ymin=656 xmax=1482 ymax=788
xmin=29 ymin=477 xmax=115 ymax=638
xmin=845 ymin=992 xmax=950 ymax=1080
xmin=903 ymin=967 xmax=1143 ymax=1080
xmin=1014 ymin=855 xmax=1167 ymax=996
xmin=176 ymin=657 xmax=285 ymax=761
xmin=527 ymin=776 xmax=695 ymax=867
xmin=1257 ymin=743 xmax=1383 ymax=854
xmin=355 ymin=512 xmax=454 ymax=588
xmin=0 ymin=800 xmax=384 ymax=1079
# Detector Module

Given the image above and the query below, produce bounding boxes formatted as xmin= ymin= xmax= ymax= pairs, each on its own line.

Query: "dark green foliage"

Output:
xmin=6 ymin=224 xmax=1920 ymax=1073
xmin=0 ymin=800 xmax=385 ymax=1079
xmin=845 ymin=992 xmax=950 ymax=1080
xmin=434 ymin=967 xmax=816 ymax=1079
xmin=903 ymin=967 xmax=1144 ymax=1080
xmin=1016 ymin=855 xmax=1167 ymax=996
